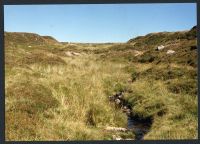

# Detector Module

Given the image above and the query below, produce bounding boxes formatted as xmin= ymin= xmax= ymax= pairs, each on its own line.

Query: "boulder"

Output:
xmin=166 ymin=50 xmax=175 ymax=55
xmin=156 ymin=45 xmax=165 ymax=51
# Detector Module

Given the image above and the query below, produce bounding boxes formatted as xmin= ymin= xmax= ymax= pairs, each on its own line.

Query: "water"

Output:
xmin=109 ymin=91 xmax=153 ymax=140
xmin=127 ymin=115 xmax=152 ymax=140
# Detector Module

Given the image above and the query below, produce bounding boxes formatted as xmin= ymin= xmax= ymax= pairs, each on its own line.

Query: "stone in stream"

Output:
xmin=115 ymin=99 xmax=121 ymax=105
xmin=122 ymin=105 xmax=132 ymax=116
xmin=109 ymin=91 xmax=124 ymax=102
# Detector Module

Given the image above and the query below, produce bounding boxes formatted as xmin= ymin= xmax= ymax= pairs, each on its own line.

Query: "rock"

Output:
xmin=109 ymin=91 xmax=124 ymax=102
xmin=65 ymin=51 xmax=73 ymax=57
xmin=108 ymin=95 xmax=115 ymax=101
xmin=115 ymin=137 xmax=123 ymax=140
xmin=72 ymin=52 xmax=81 ymax=56
xmin=115 ymin=99 xmax=121 ymax=105
xmin=65 ymin=51 xmax=81 ymax=57
xmin=105 ymin=126 xmax=128 ymax=132
xmin=125 ymin=138 xmax=134 ymax=140
xmin=28 ymin=45 xmax=32 ymax=48
xmin=134 ymin=50 xmax=143 ymax=56
xmin=166 ymin=50 xmax=175 ymax=55
xmin=156 ymin=45 xmax=165 ymax=51
xmin=112 ymin=135 xmax=122 ymax=140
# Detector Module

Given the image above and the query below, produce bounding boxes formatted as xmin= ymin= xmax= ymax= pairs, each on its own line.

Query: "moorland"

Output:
xmin=5 ymin=26 xmax=197 ymax=140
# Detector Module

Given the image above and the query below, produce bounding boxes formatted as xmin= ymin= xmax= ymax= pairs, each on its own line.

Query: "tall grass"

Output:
xmin=5 ymin=47 xmax=132 ymax=140
xmin=5 ymin=41 xmax=197 ymax=140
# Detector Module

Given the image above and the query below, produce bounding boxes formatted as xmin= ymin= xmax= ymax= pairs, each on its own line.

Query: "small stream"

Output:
xmin=109 ymin=91 xmax=153 ymax=140
xmin=127 ymin=114 xmax=152 ymax=140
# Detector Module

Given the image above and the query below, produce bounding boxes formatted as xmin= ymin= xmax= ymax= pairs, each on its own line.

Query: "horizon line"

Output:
xmin=4 ymin=26 xmax=194 ymax=43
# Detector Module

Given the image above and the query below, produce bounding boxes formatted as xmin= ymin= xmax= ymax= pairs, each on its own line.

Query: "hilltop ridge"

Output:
xmin=4 ymin=32 xmax=59 ymax=46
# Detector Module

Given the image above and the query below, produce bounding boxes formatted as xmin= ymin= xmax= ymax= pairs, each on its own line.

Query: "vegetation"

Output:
xmin=5 ymin=26 xmax=197 ymax=140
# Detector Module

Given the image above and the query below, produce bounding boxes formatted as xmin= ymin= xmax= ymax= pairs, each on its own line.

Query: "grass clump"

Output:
xmin=166 ymin=79 xmax=197 ymax=95
xmin=138 ymin=53 xmax=155 ymax=63
xmin=21 ymin=52 xmax=66 ymax=66
xmin=6 ymin=81 xmax=59 ymax=113
xmin=6 ymin=80 xmax=59 ymax=140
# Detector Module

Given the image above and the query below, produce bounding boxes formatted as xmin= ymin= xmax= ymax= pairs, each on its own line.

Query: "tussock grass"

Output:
xmin=123 ymin=63 xmax=197 ymax=139
xmin=5 ymin=48 xmax=131 ymax=140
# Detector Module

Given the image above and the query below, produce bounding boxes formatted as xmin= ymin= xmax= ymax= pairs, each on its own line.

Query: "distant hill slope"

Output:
xmin=96 ymin=26 xmax=197 ymax=67
xmin=127 ymin=26 xmax=197 ymax=67
xmin=4 ymin=32 xmax=59 ymax=46
xmin=4 ymin=26 xmax=197 ymax=67
xmin=127 ymin=26 xmax=197 ymax=48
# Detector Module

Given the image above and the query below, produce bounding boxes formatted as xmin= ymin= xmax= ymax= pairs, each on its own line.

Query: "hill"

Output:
xmin=5 ymin=26 xmax=197 ymax=140
xmin=4 ymin=32 xmax=60 ymax=46
xmin=95 ymin=26 xmax=197 ymax=67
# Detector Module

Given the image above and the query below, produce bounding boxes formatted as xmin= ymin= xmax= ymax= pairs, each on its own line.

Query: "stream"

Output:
xmin=109 ymin=91 xmax=153 ymax=140
xmin=127 ymin=114 xmax=152 ymax=140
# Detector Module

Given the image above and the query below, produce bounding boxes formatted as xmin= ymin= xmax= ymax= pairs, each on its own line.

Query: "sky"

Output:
xmin=4 ymin=3 xmax=197 ymax=43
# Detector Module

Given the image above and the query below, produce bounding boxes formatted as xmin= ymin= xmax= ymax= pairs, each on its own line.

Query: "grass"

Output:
xmin=5 ymin=47 xmax=130 ymax=140
xmin=5 ymin=27 xmax=197 ymax=140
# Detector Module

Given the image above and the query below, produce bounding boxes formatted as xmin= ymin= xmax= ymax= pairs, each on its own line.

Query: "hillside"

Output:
xmin=4 ymin=32 xmax=60 ymax=46
xmin=5 ymin=26 xmax=197 ymax=140
xmin=95 ymin=26 xmax=197 ymax=67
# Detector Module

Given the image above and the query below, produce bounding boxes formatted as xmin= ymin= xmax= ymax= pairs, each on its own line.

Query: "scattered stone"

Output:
xmin=134 ymin=50 xmax=143 ymax=56
xmin=105 ymin=126 xmax=128 ymax=132
xmin=112 ymin=135 xmax=122 ymax=140
xmin=166 ymin=50 xmax=175 ymax=55
xmin=72 ymin=52 xmax=81 ymax=56
xmin=115 ymin=99 xmax=121 ymax=105
xmin=65 ymin=51 xmax=82 ymax=57
xmin=65 ymin=51 xmax=73 ymax=57
xmin=125 ymin=138 xmax=134 ymax=140
xmin=109 ymin=92 xmax=132 ymax=115
xmin=156 ymin=45 xmax=165 ymax=51
xmin=115 ymin=137 xmax=123 ymax=140
xmin=28 ymin=45 xmax=32 ymax=48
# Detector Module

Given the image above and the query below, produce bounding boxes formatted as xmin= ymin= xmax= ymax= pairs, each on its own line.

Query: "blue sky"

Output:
xmin=4 ymin=3 xmax=197 ymax=43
